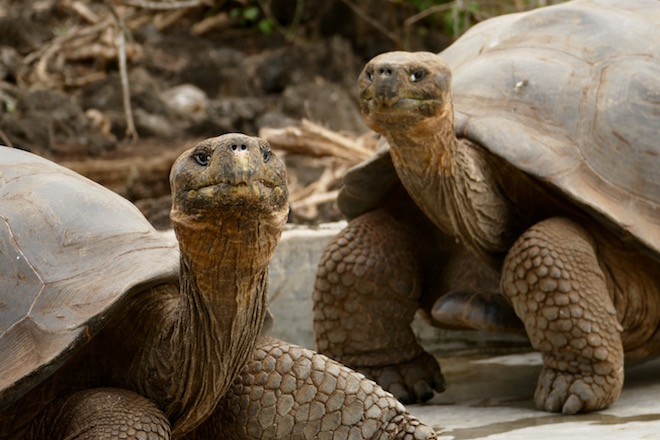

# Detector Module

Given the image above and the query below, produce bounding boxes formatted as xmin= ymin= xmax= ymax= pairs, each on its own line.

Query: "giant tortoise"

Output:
xmin=0 ymin=134 xmax=436 ymax=439
xmin=313 ymin=0 xmax=660 ymax=414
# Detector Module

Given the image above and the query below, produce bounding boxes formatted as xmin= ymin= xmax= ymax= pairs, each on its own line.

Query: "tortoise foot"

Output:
xmin=503 ymin=217 xmax=625 ymax=414
xmin=383 ymin=414 xmax=438 ymax=439
xmin=535 ymin=361 xmax=623 ymax=414
xmin=360 ymin=352 xmax=445 ymax=404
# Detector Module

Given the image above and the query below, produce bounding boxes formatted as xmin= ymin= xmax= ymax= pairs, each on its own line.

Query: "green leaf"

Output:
xmin=243 ymin=6 xmax=261 ymax=22
xmin=4 ymin=98 xmax=16 ymax=113
xmin=258 ymin=18 xmax=274 ymax=34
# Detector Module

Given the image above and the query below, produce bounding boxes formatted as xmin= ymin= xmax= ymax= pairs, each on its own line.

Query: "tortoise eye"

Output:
xmin=262 ymin=147 xmax=271 ymax=163
xmin=365 ymin=67 xmax=374 ymax=81
xmin=410 ymin=69 xmax=426 ymax=82
xmin=194 ymin=151 xmax=211 ymax=166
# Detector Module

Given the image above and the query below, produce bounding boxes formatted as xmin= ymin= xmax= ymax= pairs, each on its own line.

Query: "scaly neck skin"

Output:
xmin=385 ymin=113 xmax=511 ymax=266
xmin=153 ymin=207 xmax=284 ymax=437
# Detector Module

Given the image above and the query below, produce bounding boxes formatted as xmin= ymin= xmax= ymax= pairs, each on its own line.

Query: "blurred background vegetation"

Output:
xmin=0 ymin=0 xmax=568 ymax=223
xmin=227 ymin=0 xmax=568 ymax=52
xmin=0 ymin=0 xmax=569 ymax=58
xmin=0 ymin=0 xmax=570 ymax=147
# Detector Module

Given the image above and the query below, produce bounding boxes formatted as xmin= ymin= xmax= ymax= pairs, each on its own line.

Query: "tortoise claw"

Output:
xmin=359 ymin=352 xmax=445 ymax=404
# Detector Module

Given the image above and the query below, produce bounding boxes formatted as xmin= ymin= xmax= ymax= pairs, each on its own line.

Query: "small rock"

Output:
xmin=160 ymin=84 xmax=209 ymax=118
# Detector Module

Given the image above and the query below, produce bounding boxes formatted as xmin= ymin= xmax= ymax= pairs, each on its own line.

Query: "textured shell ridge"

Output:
xmin=444 ymin=0 xmax=660 ymax=257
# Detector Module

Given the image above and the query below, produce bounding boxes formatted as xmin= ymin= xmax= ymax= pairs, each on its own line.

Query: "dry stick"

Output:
xmin=117 ymin=24 xmax=138 ymax=141
xmin=290 ymin=166 xmax=341 ymax=219
xmin=190 ymin=12 xmax=230 ymax=35
xmin=107 ymin=3 xmax=138 ymax=141
xmin=33 ymin=43 xmax=61 ymax=87
xmin=155 ymin=8 xmax=191 ymax=31
xmin=257 ymin=0 xmax=304 ymax=43
xmin=291 ymin=190 xmax=340 ymax=213
xmin=0 ymin=128 xmax=12 ymax=147
xmin=25 ymin=18 xmax=113 ymax=88
xmin=453 ymin=0 xmax=462 ymax=38
xmin=66 ymin=71 xmax=108 ymax=88
xmin=260 ymin=119 xmax=375 ymax=162
xmin=402 ymin=2 xmax=454 ymax=47
xmin=69 ymin=0 xmax=101 ymax=24
xmin=260 ymin=119 xmax=374 ymax=216
xmin=117 ymin=0 xmax=210 ymax=10
xmin=339 ymin=0 xmax=400 ymax=45
xmin=403 ymin=3 xmax=453 ymax=28
xmin=261 ymin=119 xmax=373 ymax=218
xmin=289 ymin=165 xmax=339 ymax=204
xmin=25 ymin=19 xmax=112 ymax=65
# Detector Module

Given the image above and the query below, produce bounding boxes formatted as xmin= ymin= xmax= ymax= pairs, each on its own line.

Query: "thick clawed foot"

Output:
xmin=502 ymin=218 xmax=627 ymax=414
xmin=383 ymin=414 xmax=437 ymax=439
xmin=534 ymin=360 xmax=623 ymax=414
xmin=361 ymin=352 xmax=445 ymax=404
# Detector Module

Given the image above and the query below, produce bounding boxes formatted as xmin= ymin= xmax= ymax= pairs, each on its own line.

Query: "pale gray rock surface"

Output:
xmin=267 ymin=222 xmax=347 ymax=348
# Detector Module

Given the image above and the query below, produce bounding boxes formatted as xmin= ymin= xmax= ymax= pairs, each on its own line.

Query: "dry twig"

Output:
xmin=0 ymin=128 xmax=12 ymax=147
xmin=117 ymin=0 xmax=211 ymax=10
xmin=106 ymin=1 xmax=139 ymax=141
xmin=67 ymin=0 xmax=102 ymax=23
xmin=153 ymin=7 xmax=191 ymax=30
xmin=191 ymin=12 xmax=231 ymax=35
xmin=261 ymin=119 xmax=376 ymax=162
xmin=404 ymin=3 xmax=453 ymax=28
xmin=339 ymin=0 xmax=400 ymax=45
xmin=260 ymin=119 xmax=378 ymax=220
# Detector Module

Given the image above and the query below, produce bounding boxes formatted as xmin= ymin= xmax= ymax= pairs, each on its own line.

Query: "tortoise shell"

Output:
xmin=0 ymin=147 xmax=178 ymax=408
xmin=338 ymin=0 xmax=660 ymax=259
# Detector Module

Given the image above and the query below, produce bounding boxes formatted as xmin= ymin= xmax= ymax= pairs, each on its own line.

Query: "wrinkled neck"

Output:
xmin=162 ymin=208 xmax=285 ymax=436
xmin=386 ymin=118 xmax=510 ymax=266
xmin=386 ymin=114 xmax=460 ymax=232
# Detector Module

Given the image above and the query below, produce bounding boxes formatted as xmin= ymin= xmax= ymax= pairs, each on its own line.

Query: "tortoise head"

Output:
xmin=359 ymin=51 xmax=453 ymax=136
xmin=169 ymin=133 xmax=288 ymax=222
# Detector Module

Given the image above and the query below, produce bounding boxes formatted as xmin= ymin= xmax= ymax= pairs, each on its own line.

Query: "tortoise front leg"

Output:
xmin=502 ymin=217 xmax=624 ymax=414
xmin=201 ymin=336 xmax=437 ymax=439
xmin=28 ymin=388 xmax=171 ymax=439
xmin=313 ymin=209 xmax=445 ymax=404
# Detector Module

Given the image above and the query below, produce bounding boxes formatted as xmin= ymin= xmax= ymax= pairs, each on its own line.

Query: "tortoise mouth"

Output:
xmin=362 ymin=96 xmax=443 ymax=122
xmin=194 ymin=179 xmax=278 ymax=199
xmin=178 ymin=178 xmax=287 ymax=214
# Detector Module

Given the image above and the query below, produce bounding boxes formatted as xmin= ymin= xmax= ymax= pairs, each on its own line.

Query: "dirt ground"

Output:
xmin=0 ymin=0 xmax=556 ymax=228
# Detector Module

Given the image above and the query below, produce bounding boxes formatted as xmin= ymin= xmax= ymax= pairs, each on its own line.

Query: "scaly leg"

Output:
xmin=203 ymin=336 xmax=437 ymax=439
xmin=28 ymin=388 xmax=171 ymax=439
xmin=313 ymin=209 xmax=444 ymax=403
xmin=501 ymin=217 xmax=623 ymax=414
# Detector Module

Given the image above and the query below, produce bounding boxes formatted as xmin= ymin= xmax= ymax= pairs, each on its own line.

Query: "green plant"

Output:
xmin=230 ymin=3 xmax=275 ymax=34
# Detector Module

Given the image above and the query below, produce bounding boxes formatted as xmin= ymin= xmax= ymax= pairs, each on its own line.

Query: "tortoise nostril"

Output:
xmin=231 ymin=143 xmax=249 ymax=153
xmin=377 ymin=66 xmax=394 ymax=77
